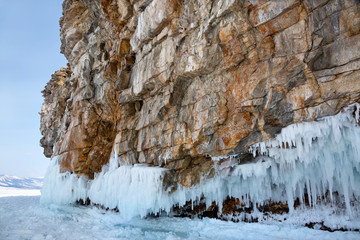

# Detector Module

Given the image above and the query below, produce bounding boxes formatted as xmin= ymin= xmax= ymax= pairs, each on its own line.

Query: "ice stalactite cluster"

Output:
xmin=248 ymin=103 xmax=360 ymax=216
xmin=40 ymin=158 xmax=88 ymax=205
xmin=41 ymin=155 xmax=167 ymax=219
xmin=88 ymin=155 xmax=166 ymax=219
xmin=41 ymin=104 xmax=360 ymax=220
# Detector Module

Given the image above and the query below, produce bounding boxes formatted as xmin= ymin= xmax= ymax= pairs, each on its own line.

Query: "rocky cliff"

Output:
xmin=41 ymin=0 xmax=360 ymax=216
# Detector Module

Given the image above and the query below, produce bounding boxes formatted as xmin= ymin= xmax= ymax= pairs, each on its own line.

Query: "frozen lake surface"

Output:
xmin=1 ymin=194 xmax=359 ymax=240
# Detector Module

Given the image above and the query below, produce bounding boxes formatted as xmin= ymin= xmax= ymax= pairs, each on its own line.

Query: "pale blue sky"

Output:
xmin=0 ymin=1 xmax=67 ymax=177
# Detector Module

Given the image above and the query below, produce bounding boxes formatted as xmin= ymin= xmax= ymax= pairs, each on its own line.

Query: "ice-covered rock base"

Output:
xmin=41 ymin=104 xmax=360 ymax=227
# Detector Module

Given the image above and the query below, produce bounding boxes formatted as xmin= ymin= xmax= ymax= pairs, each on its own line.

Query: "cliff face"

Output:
xmin=41 ymin=0 xmax=360 ymax=189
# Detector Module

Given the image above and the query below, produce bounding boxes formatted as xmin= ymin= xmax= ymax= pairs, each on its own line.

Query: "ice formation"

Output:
xmin=40 ymin=159 xmax=88 ymax=205
xmin=41 ymin=104 xmax=360 ymax=219
xmin=88 ymin=155 xmax=166 ymax=219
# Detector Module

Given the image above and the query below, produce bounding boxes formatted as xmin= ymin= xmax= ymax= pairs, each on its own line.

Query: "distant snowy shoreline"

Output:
xmin=0 ymin=175 xmax=43 ymax=197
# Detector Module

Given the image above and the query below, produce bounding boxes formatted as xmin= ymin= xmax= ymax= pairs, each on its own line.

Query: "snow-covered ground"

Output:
xmin=0 ymin=193 xmax=359 ymax=239
xmin=0 ymin=187 xmax=41 ymax=197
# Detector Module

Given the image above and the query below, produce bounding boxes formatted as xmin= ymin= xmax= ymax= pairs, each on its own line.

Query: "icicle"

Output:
xmin=41 ymin=104 xmax=360 ymax=219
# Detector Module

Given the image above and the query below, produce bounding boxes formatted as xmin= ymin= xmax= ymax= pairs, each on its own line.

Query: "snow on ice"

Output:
xmin=1 ymin=195 xmax=360 ymax=240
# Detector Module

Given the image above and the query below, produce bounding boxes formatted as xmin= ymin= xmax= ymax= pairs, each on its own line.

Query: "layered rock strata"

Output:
xmin=41 ymin=0 xmax=360 ymax=210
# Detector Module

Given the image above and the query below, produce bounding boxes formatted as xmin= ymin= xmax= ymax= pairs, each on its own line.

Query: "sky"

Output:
xmin=0 ymin=0 xmax=67 ymax=177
